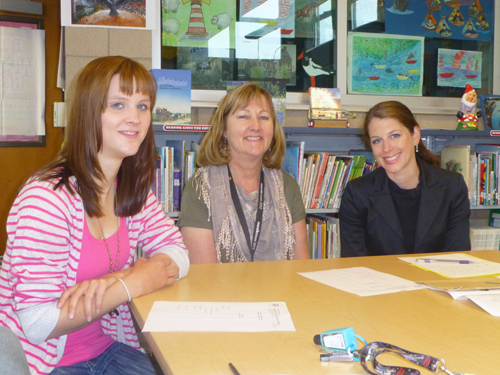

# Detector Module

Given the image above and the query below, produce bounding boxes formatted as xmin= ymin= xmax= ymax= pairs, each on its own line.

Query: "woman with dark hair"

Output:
xmin=178 ymin=83 xmax=309 ymax=263
xmin=0 ymin=56 xmax=189 ymax=374
xmin=339 ymin=101 xmax=470 ymax=257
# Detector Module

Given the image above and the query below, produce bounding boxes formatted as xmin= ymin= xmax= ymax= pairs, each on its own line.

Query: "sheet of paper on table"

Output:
xmin=417 ymin=277 xmax=500 ymax=299
xmin=298 ymin=267 xmax=423 ymax=297
xmin=398 ymin=253 xmax=500 ymax=278
xmin=467 ymin=293 xmax=500 ymax=317
xmin=142 ymin=301 xmax=296 ymax=332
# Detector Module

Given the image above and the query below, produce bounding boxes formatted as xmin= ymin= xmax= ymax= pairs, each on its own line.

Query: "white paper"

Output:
xmin=0 ymin=27 xmax=45 ymax=136
xmin=142 ymin=301 xmax=296 ymax=332
xmin=398 ymin=253 xmax=500 ymax=278
xmin=468 ymin=293 xmax=500 ymax=316
xmin=298 ymin=267 xmax=423 ymax=297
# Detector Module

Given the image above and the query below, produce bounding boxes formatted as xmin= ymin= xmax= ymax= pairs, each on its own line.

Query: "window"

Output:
xmin=153 ymin=0 xmax=499 ymax=113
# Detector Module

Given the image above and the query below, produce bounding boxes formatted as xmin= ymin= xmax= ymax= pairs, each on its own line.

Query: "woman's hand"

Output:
xmin=57 ymin=274 xmax=118 ymax=321
xmin=123 ymin=254 xmax=179 ymax=298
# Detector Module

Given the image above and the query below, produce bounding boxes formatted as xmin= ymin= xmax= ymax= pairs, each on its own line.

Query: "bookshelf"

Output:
xmin=154 ymin=126 xmax=500 ymax=213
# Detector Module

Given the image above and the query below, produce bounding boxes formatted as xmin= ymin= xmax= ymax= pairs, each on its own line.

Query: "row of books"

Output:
xmin=440 ymin=144 xmax=500 ymax=206
xmin=306 ymin=214 xmax=341 ymax=259
xmin=153 ymin=140 xmax=196 ymax=213
xmin=283 ymin=142 xmax=378 ymax=210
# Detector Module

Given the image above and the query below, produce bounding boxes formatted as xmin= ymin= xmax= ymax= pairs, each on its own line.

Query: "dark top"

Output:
xmin=388 ymin=178 xmax=420 ymax=253
xmin=339 ymin=157 xmax=471 ymax=257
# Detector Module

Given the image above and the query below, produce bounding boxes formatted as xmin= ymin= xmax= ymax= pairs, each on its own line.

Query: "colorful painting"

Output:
xmin=480 ymin=95 xmax=500 ymax=130
xmin=348 ymin=33 xmax=424 ymax=96
xmin=162 ymin=0 xmax=236 ymax=48
xmin=385 ymin=0 xmax=493 ymax=42
xmin=437 ymin=49 xmax=482 ymax=88
xmin=66 ymin=0 xmax=153 ymax=29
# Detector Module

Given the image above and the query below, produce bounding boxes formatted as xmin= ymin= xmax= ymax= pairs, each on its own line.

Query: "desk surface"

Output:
xmin=131 ymin=251 xmax=500 ymax=375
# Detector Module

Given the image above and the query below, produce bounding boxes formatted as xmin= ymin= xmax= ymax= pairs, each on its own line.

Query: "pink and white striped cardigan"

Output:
xmin=0 ymin=175 xmax=189 ymax=374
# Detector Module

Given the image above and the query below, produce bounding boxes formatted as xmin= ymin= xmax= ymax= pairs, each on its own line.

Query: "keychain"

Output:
xmin=314 ymin=327 xmax=367 ymax=362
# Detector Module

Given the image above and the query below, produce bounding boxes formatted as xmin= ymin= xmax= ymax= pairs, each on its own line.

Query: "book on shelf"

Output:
xmin=309 ymin=88 xmax=341 ymax=111
xmin=441 ymin=145 xmax=471 ymax=196
xmin=470 ymin=225 xmax=500 ymax=250
xmin=308 ymin=119 xmax=348 ymax=128
xmin=283 ymin=141 xmax=305 ymax=183
xmin=151 ymin=69 xmax=192 ymax=126
xmin=165 ymin=140 xmax=186 ymax=212
xmin=306 ymin=213 xmax=340 ymax=259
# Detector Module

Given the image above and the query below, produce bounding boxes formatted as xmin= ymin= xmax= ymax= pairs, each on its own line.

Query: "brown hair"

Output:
xmin=40 ymin=56 xmax=158 ymax=217
xmin=363 ymin=101 xmax=440 ymax=167
xmin=197 ymin=83 xmax=286 ymax=169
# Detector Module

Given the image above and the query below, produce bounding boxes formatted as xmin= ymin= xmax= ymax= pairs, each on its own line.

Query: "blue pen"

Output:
xmin=415 ymin=258 xmax=475 ymax=264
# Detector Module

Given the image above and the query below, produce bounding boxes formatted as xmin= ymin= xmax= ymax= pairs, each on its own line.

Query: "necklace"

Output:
xmin=97 ymin=216 xmax=121 ymax=273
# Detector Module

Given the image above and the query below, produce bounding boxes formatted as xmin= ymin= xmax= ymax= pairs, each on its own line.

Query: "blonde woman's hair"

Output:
xmin=197 ymin=83 xmax=286 ymax=169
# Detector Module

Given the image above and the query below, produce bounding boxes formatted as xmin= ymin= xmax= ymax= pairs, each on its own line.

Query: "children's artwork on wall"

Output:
xmin=384 ymin=0 xmax=492 ymax=42
xmin=162 ymin=0 xmax=236 ymax=48
xmin=347 ymin=33 xmax=424 ymax=96
xmin=177 ymin=48 xmax=233 ymax=90
xmin=237 ymin=44 xmax=296 ymax=86
xmin=62 ymin=0 xmax=155 ymax=29
xmin=227 ymin=80 xmax=287 ymax=125
xmin=240 ymin=0 xmax=295 ymax=39
xmin=437 ymin=49 xmax=482 ymax=88
xmin=479 ymin=95 xmax=500 ymax=131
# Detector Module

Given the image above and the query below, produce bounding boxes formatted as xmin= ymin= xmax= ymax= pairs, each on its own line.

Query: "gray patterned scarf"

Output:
xmin=193 ymin=165 xmax=295 ymax=262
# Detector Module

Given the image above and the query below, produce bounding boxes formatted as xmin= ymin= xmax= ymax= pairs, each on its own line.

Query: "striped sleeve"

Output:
xmin=6 ymin=180 xmax=76 ymax=312
xmin=135 ymin=191 xmax=189 ymax=278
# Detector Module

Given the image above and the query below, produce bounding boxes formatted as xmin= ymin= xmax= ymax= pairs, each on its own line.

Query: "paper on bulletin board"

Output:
xmin=0 ymin=27 xmax=45 ymax=136
xmin=437 ymin=48 xmax=482 ymax=88
xmin=348 ymin=32 xmax=424 ymax=96
xmin=61 ymin=0 xmax=156 ymax=29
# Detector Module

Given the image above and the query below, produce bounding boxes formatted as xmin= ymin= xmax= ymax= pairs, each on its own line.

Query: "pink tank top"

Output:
xmin=58 ymin=216 xmax=129 ymax=367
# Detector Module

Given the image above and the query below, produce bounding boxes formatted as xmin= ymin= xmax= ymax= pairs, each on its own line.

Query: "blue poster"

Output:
xmin=384 ymin=0 xmax=493 ymax=42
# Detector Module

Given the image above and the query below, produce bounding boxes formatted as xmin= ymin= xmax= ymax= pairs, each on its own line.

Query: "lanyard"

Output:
xmin=359 ymin=342 xmax=458 ymax=375
xmin=227 ymin=166 xmax=264 ymax=262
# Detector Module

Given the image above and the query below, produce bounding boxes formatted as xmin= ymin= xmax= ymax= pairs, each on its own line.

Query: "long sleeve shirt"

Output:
xmin=0 ymin=175 xmax=189 ymax=375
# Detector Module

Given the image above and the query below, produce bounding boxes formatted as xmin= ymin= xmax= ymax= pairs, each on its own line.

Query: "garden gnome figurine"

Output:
xmin=456 ymin=84 xmax=481 ymax=130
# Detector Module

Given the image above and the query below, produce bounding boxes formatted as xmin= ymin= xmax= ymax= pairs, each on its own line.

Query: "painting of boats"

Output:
xmin=406 ymin=52 xmax=417 ymax=64
xmin=393 ymin=0 xmax=409 ymax=12
xmin=422 ymin=11 xmax=437 ymax=30
xmin=465 ymin=74 xmax=477 ymax=78
xmin=449 ymin=6 xmax=464 ymax=26
xmin=444 ymin=0 xmax=461 ymax=7
xmin=426 ymin=0 xmax=441 ymax=10
xmin=439 ymin=72 xmax=454 ymax=78
xmin=408 ymin=70 xmax=420 ymax=74
xmin=349 ymin=33 xmax=423 ymax=96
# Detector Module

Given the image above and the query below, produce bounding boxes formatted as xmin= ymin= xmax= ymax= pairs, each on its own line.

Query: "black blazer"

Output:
xmin=339 ymin=158 xmax=471 ymax=257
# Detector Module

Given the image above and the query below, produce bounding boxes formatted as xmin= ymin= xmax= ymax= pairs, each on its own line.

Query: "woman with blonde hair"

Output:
xmin=0 ymin=56 xmax=189 ymax=374
xmin=178 ymin=83 xmax=309 ymax=263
